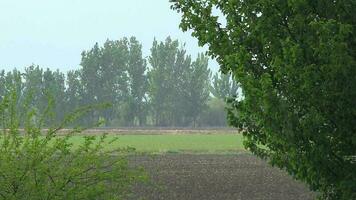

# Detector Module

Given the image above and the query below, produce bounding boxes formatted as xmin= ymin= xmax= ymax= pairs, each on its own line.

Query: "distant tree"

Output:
xmin=1 ymin=69 xmax=22 ymax=105
xmin=211 ymin=72 xmax=239 ymax=100
xmin=199 ymin=97 xmax=228 ymax=127
xmin=0 ymin=70 xmax=5 ymax=100
xmin=170 ymin=47 xmax=192 ymax=126
xmin=172 ymin=0 xmax=356 ymax=199
xmin=80 ymin=40 xmax=130 ymax=125
xmin=148 ymin=37 xmax=180 ymax=126
xmin=209 ymin=72 xmax=240 ymax=127
xmin=23 ymin=65 xmax=44 ymax=111
xmin=80 ymin=43 xmax=104 ymax=125
xmin=125 ymin=37 xmax=148 ymax=126
xmin=100 ymin=39 xmax=130 ymax=124
xmin=184 ymin=53 xmax=211 ymax=127
xmin=1 ymin=36 xmax=232 ymax=128
xmin=149 ymin=38 xmax=212 ymax=127
xmin=65 ymin=69 xmax=86 ymax=126
xmin=42 ymin=68 xmax=66 ymax=124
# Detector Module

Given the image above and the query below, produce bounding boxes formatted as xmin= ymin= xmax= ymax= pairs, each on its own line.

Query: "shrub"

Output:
xmin=0 ymin=89 xmax=147 ymax=200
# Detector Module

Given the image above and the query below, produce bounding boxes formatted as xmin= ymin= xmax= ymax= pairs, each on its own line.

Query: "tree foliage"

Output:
xmin=210 ymin=72 xmax=239 ymax=100
xmin=0 ymin=87 xmax=146 ymax=200
xmin=148 ymin=37 xmax=181 ymax=126
xmin=171 ymin=0 xmax=356 ymax=199
xmin=1 ymin=36 xmax=233 ymax=128
xmin=185 ymin=53 xmax=211 ymax=126
xmin=148 ymin=37 xmax=211 ymax=126
xmin=80 ymin=39 xmax=129 ymax=125
xmin=125 ymin=37 xmax=148 ymax=126
xmin=198 ymin=97 xmax=228 ymax=127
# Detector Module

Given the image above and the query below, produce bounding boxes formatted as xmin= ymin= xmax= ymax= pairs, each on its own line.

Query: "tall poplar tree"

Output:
xmin=184 ymin=53 xmax=211 ymax=126
xmin=148 ymin=37 xmax=180 ymax=126
xmin=23 ymin=65 xmax=44 ymax=112
xmin=42 ymin=69 xmax=66 ymax=124
xmin=126 ymin=37 xmax=148 ymax=126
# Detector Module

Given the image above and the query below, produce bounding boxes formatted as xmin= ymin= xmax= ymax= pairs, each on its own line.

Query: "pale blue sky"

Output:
xmin=0 ymin=0 xmax=218 ymax=72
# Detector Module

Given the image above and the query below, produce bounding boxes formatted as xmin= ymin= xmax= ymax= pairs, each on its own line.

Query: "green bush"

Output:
xmin=0 ymin=90 xmax=147 ymax=200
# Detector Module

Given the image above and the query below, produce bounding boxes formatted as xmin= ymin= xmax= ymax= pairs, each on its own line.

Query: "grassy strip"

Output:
xmin=68 ymin=134 xmax=246 ymax=154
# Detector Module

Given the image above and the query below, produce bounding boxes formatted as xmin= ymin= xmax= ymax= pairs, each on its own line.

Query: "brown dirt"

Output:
xmin=53 ymin=128 xmax=238 ymax=135
xmin=129 ymin=154 xmax=316 ymax=200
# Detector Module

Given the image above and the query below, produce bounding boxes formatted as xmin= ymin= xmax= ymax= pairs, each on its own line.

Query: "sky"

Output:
xmin=0 ymin=0 xmax=219 ymax=72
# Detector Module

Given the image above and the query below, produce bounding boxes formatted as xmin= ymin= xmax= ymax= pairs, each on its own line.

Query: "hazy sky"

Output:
xmin=0 ymin=0 xmax=218 ymax=72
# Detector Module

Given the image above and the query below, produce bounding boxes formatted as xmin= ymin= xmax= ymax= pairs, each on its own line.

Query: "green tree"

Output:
xmin=42 ymin=69 xmax=66 ymax=125
xmin=100 ymin=39 xmax=130 ymax=124
xmin=211 ymin=72 xmax=239 ymax=100
xmin=65 ymin=69 xmax=84 ymax=120
xmin=23 ymin=65 xmax=44 ymax=112
xmin=125 ymin=37 xmax=148 ymax=126
xmin=80 ymin=40 xmax=130 ymax=125
xmin=148 ymin=38 xmax=211 ymax=127
xmin=4 ymin=69 xmax=24 ymax=117
xmin=199 ymin=97 xmax=228 ymax=127
xmin=172 ymin=0 xmax=356 ymax=199
xmin=0 ymin=69 xmax=22 ymax=105
xmin=170 ymin=47 xmax=192 ymax=126
xmin=184 ymin=53 xmax=211 ymax=127
xmin=0 ymin=70 xmax=5 ymax=100
xmin=80 ymin=43 xmax=104 ymax=125
xmin=148 ymin=37 xmax=180 ymax=126
xmin=149 ymin=37 xmax=203 ymax=126
xmin=208 ymin=72 xmax=240 ymax=127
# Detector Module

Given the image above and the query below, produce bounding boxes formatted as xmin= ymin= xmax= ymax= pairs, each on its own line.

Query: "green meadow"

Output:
xmin=68 ymin=134 xmax=245 ymax=154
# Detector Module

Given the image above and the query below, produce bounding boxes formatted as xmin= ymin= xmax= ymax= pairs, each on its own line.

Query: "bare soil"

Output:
xmin=54 ymin=128 xmax=238 ymax=135
xmin=129 ymin=154 xmax=316 ymax=200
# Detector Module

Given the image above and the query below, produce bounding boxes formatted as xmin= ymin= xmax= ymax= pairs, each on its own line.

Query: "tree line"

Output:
xmin=0 ymin=37 xmax=239 ymax=127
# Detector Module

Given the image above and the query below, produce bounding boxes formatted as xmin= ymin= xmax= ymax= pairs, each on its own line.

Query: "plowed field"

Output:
xmin=130 ymin=154 xmax=316 ymax=200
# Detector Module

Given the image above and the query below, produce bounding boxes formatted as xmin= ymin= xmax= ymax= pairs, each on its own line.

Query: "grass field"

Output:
xmin=68 ymin=134 xmax=245 ymax=153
